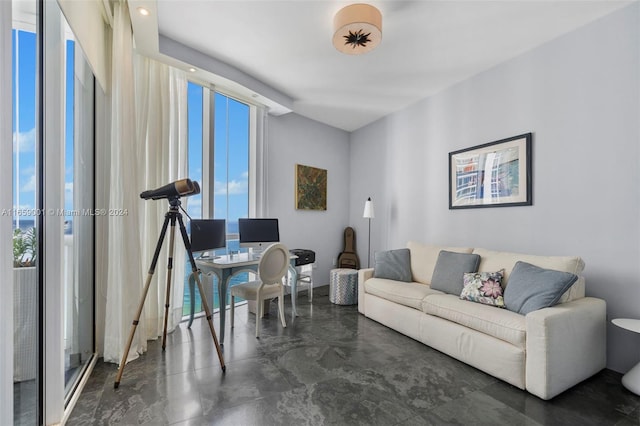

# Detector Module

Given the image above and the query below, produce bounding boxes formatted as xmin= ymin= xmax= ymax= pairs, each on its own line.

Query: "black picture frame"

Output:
xmin=449 ymin=133 xmax=532 ymax=209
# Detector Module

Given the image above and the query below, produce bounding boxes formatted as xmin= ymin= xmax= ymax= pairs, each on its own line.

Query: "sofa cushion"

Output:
xmin=373 ymin=248 xmax=412 ymax=282
xmin=430 ymin=251 xmax=481 ymax=295
xmin=407 ymin=241 xmax=474 ymax=285
xmin=472 ymin=248 xmax=584 ymax=285
xmin=364 ymin=278 xmax=443 ymax=310
xmin=472 ymin=247 xmax=585 ymax=303
xmin=565 ymin=276 xmax=586 ymax=303
xmin=422 ymin=294 xmax=526 ymax=348
xmin=460 ymin=270 xmax=506 ymax=308
xmin=504 ymin=261 xmax=579 ymax=315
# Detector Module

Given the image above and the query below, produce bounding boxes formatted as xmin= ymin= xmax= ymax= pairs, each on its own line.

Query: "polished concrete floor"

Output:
xmin=68 ymin=287 xmax=640 ymax=425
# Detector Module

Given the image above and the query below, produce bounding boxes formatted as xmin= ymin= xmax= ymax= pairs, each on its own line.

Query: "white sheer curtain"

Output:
xmin=103 ymin=1 xmax=144 ymax=364
xmin=103 ymin=2 xmax=188 ymax=364
xmin=135 ymin=56 xmax=188 ymax=340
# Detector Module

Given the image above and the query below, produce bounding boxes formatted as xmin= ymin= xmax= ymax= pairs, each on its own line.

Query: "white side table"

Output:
xmin=612 ymin=318 xmax=640 ymax=395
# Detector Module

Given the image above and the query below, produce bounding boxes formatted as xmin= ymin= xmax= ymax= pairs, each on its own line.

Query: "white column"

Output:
xmin=251 ymin=105 xmax=267 ymax=217
xmin=43 ymin=0 xmax=66 ymax=423
xmin=0 ymin=1 xmax=14 ymax=423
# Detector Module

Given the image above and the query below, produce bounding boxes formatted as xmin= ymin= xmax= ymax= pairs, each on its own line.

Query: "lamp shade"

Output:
xmin=363 ymin=197 xmax=375 ymax=219
xmin=333 ymin=3 xmax=382 ymax=54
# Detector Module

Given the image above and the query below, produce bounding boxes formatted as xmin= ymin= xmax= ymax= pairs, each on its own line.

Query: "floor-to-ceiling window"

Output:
xmin=183 ymin=83 xmax=250 ymax=316
xmin=62 ymin=22 xmax=95 ymax=402
xmin=9 ymin=1 xmax=95 ymax=423
xmin=213 ymin=93 xmax=250 ymax=245
xmin=12 ymin=7 xmax=39 ymax=423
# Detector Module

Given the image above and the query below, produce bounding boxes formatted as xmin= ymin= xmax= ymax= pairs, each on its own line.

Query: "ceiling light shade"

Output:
xmin=333 ymin=3 xmax=382 ymax=54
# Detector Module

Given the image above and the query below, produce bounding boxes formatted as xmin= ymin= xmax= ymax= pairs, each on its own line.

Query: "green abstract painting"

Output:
xmin=295 ymin=164 xmax=327 ymax=210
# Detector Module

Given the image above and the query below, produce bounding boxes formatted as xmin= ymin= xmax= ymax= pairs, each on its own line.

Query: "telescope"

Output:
xmin=140 ymin=178 xmax=200 ymax=200
xmin=116 ymin=176 xmax=225 ymax=388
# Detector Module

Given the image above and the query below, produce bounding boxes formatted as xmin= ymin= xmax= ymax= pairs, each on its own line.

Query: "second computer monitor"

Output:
xmin=238 ymin=218 xmax=279 ymax=250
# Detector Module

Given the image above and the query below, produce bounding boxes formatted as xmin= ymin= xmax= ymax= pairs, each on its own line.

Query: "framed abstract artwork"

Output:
xmin=449 ymin=133 xmax=532 ymax=209
xmin=295 ymin=164 xmax=327 ymax=210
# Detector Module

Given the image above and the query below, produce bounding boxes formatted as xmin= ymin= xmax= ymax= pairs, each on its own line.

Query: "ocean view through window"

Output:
xmin=183 ymin=84 xmax=250 ymax=316
xmin=11 ymin=5 xmax=97 ymax=420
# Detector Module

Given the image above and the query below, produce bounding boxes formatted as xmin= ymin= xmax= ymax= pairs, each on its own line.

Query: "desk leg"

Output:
xmin=289 ymin=265 xmax=298 ymax=320
xmin=187 ymin=272 xmax=196 ymax=328
xmin=218 ymin=270 xmax=231 ymax=344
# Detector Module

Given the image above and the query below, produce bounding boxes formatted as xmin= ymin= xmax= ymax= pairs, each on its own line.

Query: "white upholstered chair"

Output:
xmin=230 ymin=243 xmax=289 ymax=338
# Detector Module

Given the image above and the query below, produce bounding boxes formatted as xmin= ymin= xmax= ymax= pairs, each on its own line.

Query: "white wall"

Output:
xmin=349 ymin=3 xmax=640 ymax=373
xmin=267 ymin=113 xmax=351 ymax=286
xmin=58 ymin=0 xmax=110 ymax=92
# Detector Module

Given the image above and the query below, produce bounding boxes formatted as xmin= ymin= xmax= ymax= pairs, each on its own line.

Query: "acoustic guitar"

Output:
xmin=337 ymin=227 xmax=360 ymax=269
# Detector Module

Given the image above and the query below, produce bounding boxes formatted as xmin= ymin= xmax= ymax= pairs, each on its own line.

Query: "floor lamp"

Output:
xmin=363 ymin=197 xmax=375 ymax=268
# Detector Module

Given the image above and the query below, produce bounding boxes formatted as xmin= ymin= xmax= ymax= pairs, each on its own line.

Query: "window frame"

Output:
xmin=186 ymin=79 xmax=258 ymax=230
xmin=184 ymin=80 xmax=257 ymax=317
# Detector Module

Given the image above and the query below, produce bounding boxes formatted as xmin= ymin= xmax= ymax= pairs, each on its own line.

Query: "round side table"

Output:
xmin=612 ymin=318 xmax=640 ymax=395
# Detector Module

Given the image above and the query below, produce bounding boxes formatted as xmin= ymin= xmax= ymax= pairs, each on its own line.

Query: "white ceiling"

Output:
xmin=129 ymin=1 xmax=633 ymax=132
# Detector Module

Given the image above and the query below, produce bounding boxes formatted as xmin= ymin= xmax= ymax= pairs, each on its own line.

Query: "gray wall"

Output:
xmin=267 ymin=113 xmax=351 ymax=286
xmin=348 ymin=4 xmax=639 ymax=373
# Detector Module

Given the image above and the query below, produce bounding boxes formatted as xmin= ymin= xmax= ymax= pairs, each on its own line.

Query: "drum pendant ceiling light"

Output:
xmin=333 ymin=3 xmax=382 ymax=54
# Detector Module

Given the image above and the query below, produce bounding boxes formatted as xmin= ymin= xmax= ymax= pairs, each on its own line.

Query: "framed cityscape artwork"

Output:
xmin=449 ymin=133 xmax=532 ymax=209
xmin=295 ymin=164 xmax=327 ymax=210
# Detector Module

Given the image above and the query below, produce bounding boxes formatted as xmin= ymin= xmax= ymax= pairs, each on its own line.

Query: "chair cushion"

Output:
xmin=259 ymin=243 xmax=290 ymax=284
xmin=230 ymin=281 xmax=283 ymax=300
xmin=421 ymin=294 xmax=526 ymax=348
xmin=364 ymin=278 xmax=443 ymax=310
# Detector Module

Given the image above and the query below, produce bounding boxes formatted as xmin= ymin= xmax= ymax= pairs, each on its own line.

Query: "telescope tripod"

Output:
xmin=114 ymin=198 xmax=226 ymax=388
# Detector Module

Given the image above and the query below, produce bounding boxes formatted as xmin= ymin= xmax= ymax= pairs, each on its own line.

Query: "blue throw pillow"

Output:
xmin=504 ymin=261 xmax=578 ymax=315
xmin=373 ymin=249 xmax=412 ymax=282
xmin=430 ymin=251 xmax=481 ymax=295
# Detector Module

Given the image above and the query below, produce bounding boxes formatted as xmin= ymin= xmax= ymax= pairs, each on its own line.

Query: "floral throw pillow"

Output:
xmin=460 ymin=270 xmax=506 ymax=308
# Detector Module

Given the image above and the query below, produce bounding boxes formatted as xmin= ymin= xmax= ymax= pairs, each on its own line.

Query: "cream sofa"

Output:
xmin=357 ymin=241 xmax=606 ymax=400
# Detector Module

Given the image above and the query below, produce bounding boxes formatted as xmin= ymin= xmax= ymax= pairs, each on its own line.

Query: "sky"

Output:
xmin=186 ymin=82 xmax=249 ymax=225
xmin=12 ymin=29 xmax=37 ymax=221
xmin=12 ymin=30 xmax=75 ymax=223
xmin=13 ymin=28 xmax=250 ymax=230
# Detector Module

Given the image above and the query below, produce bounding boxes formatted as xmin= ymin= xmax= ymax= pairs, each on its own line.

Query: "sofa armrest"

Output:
xmin=358 ymin=268 xmax=374 ymax=314
xmin=525 ymin=297 xmax=606 ymax=400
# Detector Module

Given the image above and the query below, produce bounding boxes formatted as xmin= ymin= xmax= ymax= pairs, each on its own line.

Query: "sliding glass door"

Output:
xmin=62 ymin=23 xmax=95 ymax=401
xmin=12 ymin=4 xmax=39 ymax=423
xmin=8 ymin=1 xmax=95 ymax=423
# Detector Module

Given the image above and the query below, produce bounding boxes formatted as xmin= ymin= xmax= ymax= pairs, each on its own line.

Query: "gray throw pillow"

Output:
xmin=373 ymin=249 xmax=412 ymax=282
xmin=430 ymin=251 xmax=481 ymax=295
xmin=504 ymin=261 xmax=578 ymax=315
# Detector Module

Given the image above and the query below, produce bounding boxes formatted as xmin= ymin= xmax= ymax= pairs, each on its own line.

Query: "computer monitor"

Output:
xmin=190 ymin=219 xmax=226 ymax=255
xmin=238 ymin=218 xmax=279 ymax=251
